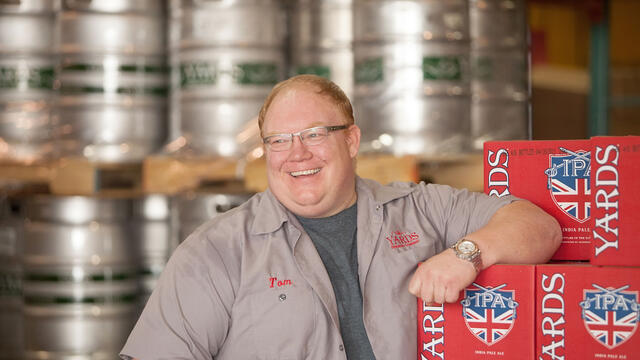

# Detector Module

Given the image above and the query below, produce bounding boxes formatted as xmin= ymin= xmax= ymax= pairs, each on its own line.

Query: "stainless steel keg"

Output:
xmin=353 ymin=0 xmax=471 ymax=156
xmin=289 ymin=0 xmax=354 ymax=97
xmin=470 ymin=0 xmax=529 ymax=150
xmin=0 ymin=195 xmax=22 ymax=359
xmin=171 ymin=0 xmax=286 ymax=157
xmin=0 ymin=0 xmax=57 ymax=162
xmin=132 ymin=194 xmax=173 ymax=305
xmin=21 ymin=195 xmax=138 ymax=359
xmin=176 ymin=191 xmax=252 ymax=243
xmin=54 ymin=0 xmax=168 ymax=163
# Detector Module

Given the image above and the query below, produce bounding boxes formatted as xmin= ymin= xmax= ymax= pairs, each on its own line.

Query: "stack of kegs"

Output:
xmin=469 ymin=0 xmax=529 ymax=150
xmin=169 ymin=0 xmax=286 ymax=157
xmin=54 ymin=0 xmax=168 ymax=163
xmin=353 ymin=0 xmax=471 ymax=155
xmin=132 ymin=194 xmax=174 ymax=307
xmin=21 ymin=195 xmax=138 ymax=359
xmin=0 ymin=194 xmax=22 ymax=359
xmin=0 ymin=0 xmax=57 ymax=163
xmin=289 ymin=0 xmax=353 ymax=97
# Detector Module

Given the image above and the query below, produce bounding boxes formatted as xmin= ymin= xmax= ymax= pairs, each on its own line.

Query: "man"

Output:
xmin=121 ymin=75 xmax=561 ymax=359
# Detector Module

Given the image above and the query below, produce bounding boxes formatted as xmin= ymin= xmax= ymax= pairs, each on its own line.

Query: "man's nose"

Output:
xmin=288 ymin=135 xmax=312 ymax=159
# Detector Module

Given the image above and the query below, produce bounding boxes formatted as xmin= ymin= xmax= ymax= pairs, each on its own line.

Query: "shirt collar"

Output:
xmin=250 ymin=188 xmax=290 ymax=235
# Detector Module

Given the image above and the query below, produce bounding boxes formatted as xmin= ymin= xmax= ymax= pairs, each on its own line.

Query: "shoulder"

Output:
xmin=173 ymin=192 xmax=267 ymax=265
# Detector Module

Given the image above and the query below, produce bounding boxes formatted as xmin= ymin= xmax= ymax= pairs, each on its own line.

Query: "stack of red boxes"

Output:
xmin=418 ymin=136 xmax=640 ymax=359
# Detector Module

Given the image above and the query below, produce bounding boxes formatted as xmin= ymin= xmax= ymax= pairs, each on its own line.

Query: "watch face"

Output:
xmin=458 ymin=240 xmax=476 ymax=254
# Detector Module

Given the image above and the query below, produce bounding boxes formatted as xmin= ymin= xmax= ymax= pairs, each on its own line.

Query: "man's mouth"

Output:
xmin=289 ymin=168 xmax=321 ymax=177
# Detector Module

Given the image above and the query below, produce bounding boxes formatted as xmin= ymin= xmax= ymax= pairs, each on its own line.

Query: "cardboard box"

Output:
xmin=418 ymin=265 xmax=535 ymax=359
xmin=484 ymin=140 xmax=592 ymax=260
xmin=536 ymin=264 xmax=640 ymax=359
xmin=591 ymin=136 xmax=640 ymax=266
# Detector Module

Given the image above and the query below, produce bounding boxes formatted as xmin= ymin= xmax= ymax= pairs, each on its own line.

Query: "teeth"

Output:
xmin=290 ymin=168 xmax=321 ymax=177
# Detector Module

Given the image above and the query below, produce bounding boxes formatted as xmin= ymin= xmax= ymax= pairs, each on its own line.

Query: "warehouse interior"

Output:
xmin=1 ymin=0 xmax=639 ymax=359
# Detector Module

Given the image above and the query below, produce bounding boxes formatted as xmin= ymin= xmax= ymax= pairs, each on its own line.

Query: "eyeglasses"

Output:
xmin=262 ymin=125 xmax=349 ymax=152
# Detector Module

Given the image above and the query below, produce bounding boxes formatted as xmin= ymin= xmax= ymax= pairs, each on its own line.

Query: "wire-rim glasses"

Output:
xmin=262 ymin=125 xmax=349 ymax=152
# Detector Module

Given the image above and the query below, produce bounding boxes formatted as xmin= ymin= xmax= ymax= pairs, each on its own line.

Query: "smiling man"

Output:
xmin=120 ymin=75 xmax=561 ymax=360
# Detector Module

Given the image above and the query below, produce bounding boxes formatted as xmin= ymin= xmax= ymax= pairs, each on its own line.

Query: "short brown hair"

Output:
xmin=257 ymin=75 xmax=354 ymax=135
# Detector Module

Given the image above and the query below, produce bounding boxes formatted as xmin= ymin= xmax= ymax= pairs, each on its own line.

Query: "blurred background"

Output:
xmin=0 ymin=0 xmax=638 ymax=359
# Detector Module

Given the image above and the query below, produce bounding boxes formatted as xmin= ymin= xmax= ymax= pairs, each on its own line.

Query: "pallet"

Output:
xmin=0 ymin=152 xmax=483 ymax=196
xmin=0 ymin=160 xmax=52 ymax=195
xmin=417 ymin=153 xmax=483 ymax=192
xmin=0 ymin=158 xmax=145 ymax=196
xmin=143 ymin=155 xmax=248 ymax=194
xmin=50 ymin=157 xmax=143 ymax=196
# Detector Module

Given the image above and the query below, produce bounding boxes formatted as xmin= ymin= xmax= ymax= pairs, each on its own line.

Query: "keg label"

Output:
xmin=423 ymin=57 xmax=462 ymax=81
xmin=234 ymin=63 xmax=279 ymax=85
xmin=62 ymin=63 xmax=168 ymax=74
xmin=473 ymin=57 xmax=493 ymax=81
xmin=294 ymin=65 xmax=331 ymax=80
xmin=60 ymin=84 xmax=168 ymax=96
xmin=181 ymin=62 xmax=217 ymax=87
xmin=0 ymin=271 xmax=21 ymax=297
xmin=181 ymin=62 xmax=279 ymax=87
xmin=23 ymin=270 xmax=138 ymax=304
xmin=24 ymin=293 xmax=138 ymax=305
xmin=0 ymin=66 xmax=54 ymax=90
xmin=355 ymin=57 xmax=383 ymax=84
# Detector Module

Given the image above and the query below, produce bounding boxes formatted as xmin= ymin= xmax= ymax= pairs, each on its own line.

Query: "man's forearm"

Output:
xmin=465 ymin=200 xmax=562 ymax=269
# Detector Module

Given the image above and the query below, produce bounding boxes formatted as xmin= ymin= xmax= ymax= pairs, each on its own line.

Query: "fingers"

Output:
xmin=433 ymin=283 xmax=446 ymax=304
xmin=409 ymin=256 xmax=474 ymax=304
xmin=445 ymin=287 xmax=460 ymax=303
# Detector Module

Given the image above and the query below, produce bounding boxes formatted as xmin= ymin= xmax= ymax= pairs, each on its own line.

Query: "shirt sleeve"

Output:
xmin=415 ymin=182 xmax=520 ymax=248
xmin=120 ymin=230 xmax=235 ymax=360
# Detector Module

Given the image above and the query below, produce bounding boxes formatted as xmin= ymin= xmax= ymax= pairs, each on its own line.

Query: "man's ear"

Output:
xmin=346 ymin=125 xmax=361 ymax=158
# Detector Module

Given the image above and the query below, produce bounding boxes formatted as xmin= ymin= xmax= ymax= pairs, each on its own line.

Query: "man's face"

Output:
xmin=262 ymin=86 xmax=361 ymax=218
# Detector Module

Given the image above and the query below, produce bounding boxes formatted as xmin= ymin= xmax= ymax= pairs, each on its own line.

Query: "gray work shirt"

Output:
xmin=121 ymin=177 xmax=516 ymax=360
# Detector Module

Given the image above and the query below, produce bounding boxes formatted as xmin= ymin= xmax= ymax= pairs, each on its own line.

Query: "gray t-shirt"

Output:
xmin=296 ymin=203 xmax=376 ymax=360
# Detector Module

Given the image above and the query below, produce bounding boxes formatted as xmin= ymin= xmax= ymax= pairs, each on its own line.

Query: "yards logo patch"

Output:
xmin=461 ymin=283 xmax=519 ymax=346
xmin=545 ymin=147 xmax=591 ymax=223
xmin=580 ymin=284 xmax=640 ymax=349
xmin=385 ymin=231 xmax=419 ymax=249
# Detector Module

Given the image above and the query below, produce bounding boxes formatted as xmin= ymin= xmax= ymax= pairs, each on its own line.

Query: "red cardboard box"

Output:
xmin=591 ymin=136 xmax=640 ymax=266
xmin=418 ymin=265 xmax=535 ymax=359
xmin=536 ymin=264 xmax=640 ymax=359
xmin=484 ymin=140 xmax=592 ymax=260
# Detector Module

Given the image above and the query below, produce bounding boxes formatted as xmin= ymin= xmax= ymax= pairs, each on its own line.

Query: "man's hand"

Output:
xmin=408 ymin=248 xmax=477 ymax=304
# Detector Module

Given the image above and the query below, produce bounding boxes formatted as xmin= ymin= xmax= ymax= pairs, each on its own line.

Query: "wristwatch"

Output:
xmin=451 ymin=238 xmax=483 ymax=273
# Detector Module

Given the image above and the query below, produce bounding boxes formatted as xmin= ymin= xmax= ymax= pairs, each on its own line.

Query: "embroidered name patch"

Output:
xmin=269 ymin=276 xmax=293 ymax=288
xmin=386 ymin=231 xmax=420 ymax=249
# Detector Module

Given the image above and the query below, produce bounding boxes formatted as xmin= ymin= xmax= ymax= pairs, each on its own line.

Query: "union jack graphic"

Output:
xmin=546 ymin=148 xmax=591 ymax=223
xmin=580 ymin=284 xmax=640 ymax=349
xmin=550 ymin=177 xmax=591 ymax=222
xmin=461 ymin=283 xmax=519 ymax=346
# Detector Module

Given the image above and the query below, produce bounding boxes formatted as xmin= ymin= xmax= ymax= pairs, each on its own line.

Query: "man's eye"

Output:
xmin=271 ymin=138 xmax=287 ymax=144
xmin=307 ymin=132 xmax=323 ymax=138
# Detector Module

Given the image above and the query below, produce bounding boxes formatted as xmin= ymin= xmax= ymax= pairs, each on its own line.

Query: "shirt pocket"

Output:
xmin=249 ymin=285 xmax=316 ymax=359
